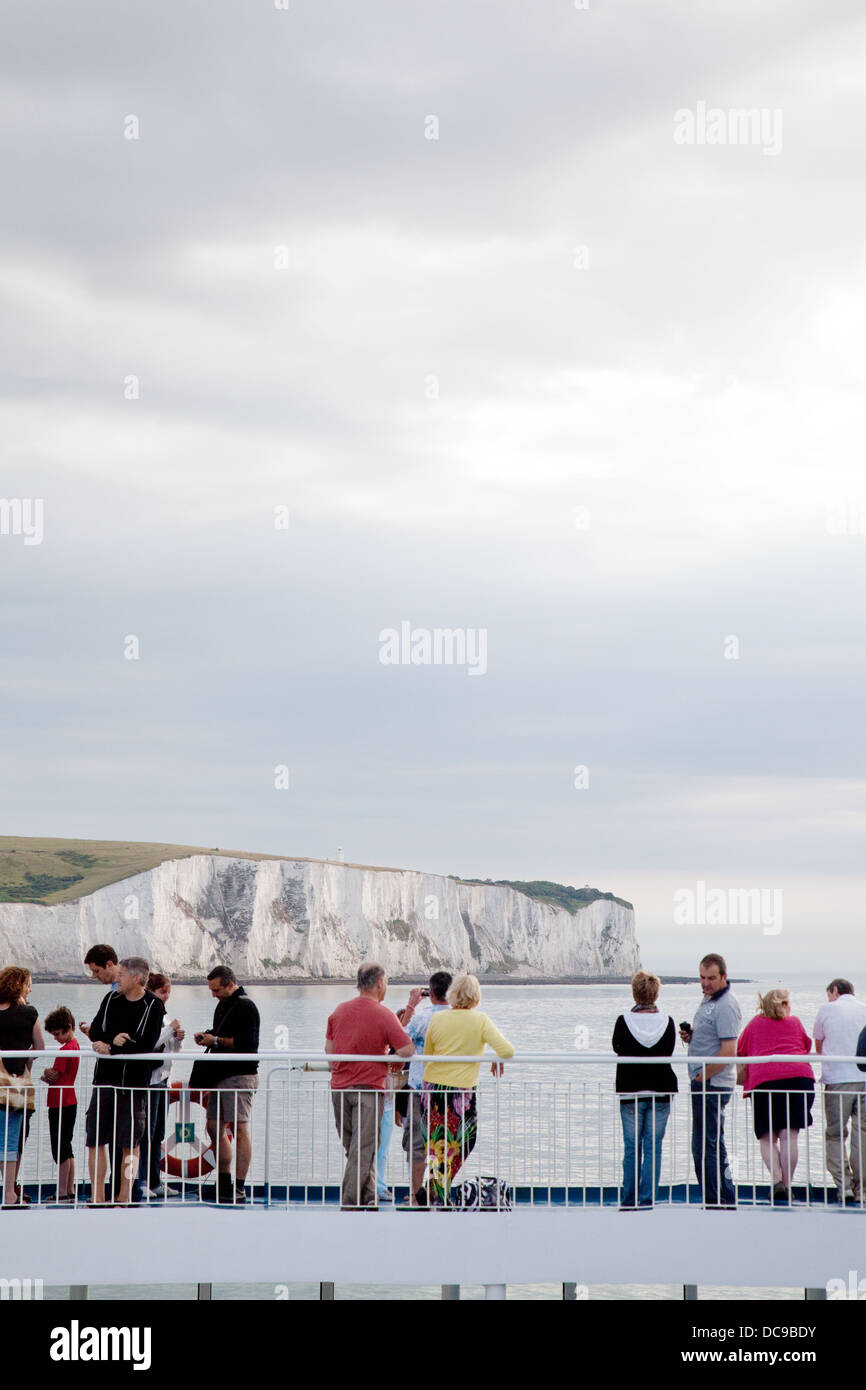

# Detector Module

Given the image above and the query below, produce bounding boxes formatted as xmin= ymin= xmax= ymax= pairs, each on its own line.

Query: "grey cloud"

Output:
xmin=3 ymin=0 xmax=866 ymax=971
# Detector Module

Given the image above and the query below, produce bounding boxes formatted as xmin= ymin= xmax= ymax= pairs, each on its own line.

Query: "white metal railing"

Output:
xmin=1 ymin=1051 xmax=865 ymax=1212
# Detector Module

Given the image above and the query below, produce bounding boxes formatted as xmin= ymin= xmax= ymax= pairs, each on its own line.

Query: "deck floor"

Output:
xmin=17 ymin=1181 xmax=857 ymax=1208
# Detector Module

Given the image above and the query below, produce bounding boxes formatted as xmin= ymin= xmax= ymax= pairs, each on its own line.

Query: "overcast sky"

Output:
xmin=2 ymin=0 xmax=865 ymax=974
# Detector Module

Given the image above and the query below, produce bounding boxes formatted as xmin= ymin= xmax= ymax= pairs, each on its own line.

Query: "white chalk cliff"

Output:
xmin=0 ymin=856 xmax=639 ymax=979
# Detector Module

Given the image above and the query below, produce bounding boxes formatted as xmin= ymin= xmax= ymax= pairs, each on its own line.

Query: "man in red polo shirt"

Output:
xmin=325 ymin=962 xmax=413 ymax=1209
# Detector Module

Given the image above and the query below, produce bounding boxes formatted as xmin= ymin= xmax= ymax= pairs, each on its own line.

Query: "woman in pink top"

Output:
xmin=737 ymin=989 xmax=814 ymax=1203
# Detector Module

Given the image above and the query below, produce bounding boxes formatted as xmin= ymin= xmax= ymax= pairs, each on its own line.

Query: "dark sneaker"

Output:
xmin=201 ymin=1176 xmax=235 ymax=1204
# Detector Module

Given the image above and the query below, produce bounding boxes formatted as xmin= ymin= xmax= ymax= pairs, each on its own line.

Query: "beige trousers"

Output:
xmin=331 ymin=1089 xmax=383 ymax=1209
xmin=823 ymin=1082 xmax=866 ymax=1198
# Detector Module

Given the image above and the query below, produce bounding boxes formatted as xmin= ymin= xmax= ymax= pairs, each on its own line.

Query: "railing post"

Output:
xmin=562 ymin=1283 xmax=578 ymax=1300
xmin=805 ymin=1288 xmax=827 ymax=1300
xmin=441 ymin=1284 xmax=460 ymax=1300
xmin=197 ymin=1284 xmax=212 ymax=1300
xmin=319 ymin=1282 xmax=335 ymax=1300
xmin=69 ymin=1286 xmax=88 ymax=1300
xmin=683 ymin=1285 xmax=698 ymax=1300
xmin=263 ymin=1082 xmax=271 ymax=1200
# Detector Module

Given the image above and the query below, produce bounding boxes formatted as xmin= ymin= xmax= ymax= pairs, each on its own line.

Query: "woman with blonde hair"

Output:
xmin=737 ymin=988 xmax=814 ymax=1203
xmin=421 ymin=973 xmax=514 ymax=1205
xmin=612 ymin=970 xmax=678 ymax=1209
xmin=0 ymin=966 xmax=44 ymax=1206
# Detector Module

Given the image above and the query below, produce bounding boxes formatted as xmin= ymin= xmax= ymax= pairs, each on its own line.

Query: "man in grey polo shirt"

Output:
xmin=681 ymin=952 xmax=742 ymax=1208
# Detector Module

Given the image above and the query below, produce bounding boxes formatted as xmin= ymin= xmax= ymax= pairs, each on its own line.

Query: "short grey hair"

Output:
xmin=119 ymin=956 xmax=150 ymax=984
xmin=357 ymin=962 xmax=385 ymax=992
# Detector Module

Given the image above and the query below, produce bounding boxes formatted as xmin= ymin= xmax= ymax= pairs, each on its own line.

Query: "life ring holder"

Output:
xmin=161 ymin=1080 xmax=232 ymax=1179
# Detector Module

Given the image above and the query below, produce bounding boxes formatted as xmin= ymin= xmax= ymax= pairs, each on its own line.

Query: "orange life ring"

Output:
xmin=161 ymin=1081 xmax=219 ymax=1179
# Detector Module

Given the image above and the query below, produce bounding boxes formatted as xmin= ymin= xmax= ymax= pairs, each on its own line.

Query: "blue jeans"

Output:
xmin=620 ymin=1096 xmax=671 ymax=1206
xmin=377 ymin=1097 xmax=395 ymax=1194
xmin=0 ymin=1106 xmax=23 ymax=1162
xmin=690 ymin=1082 xmax=735 ymax=1206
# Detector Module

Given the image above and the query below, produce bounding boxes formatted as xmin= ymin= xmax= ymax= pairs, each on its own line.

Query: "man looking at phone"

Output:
xmin=80 ymin=945 xmax=119 ymax=1039
xmin=191 ymin=966 xmax=260 ymax=1205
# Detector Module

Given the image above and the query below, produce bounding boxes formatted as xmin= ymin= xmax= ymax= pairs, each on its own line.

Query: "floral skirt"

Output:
xmin=420 ymin=1084 xmax=478 ymax=1204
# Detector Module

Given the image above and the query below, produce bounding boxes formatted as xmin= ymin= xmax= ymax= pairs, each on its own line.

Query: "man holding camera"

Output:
xmin=400 ymin=971 xmax=452 ymax=1203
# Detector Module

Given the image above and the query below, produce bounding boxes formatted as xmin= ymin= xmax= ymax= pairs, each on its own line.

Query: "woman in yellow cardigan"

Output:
xmin=420 ymin=973 xmax=514 ymax=1205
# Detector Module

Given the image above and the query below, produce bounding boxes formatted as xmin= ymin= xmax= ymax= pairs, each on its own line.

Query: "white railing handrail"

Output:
xmin=0 ymin=1049 xmax=862 ymax=1064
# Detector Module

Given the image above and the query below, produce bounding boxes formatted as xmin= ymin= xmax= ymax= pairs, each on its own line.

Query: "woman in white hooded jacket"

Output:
xmin=612 ymin=971 xmax=678 ymax=1208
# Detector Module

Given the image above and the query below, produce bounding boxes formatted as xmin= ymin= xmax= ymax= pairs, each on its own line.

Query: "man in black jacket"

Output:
xmin=85 ymin=957 xmax=165 ymax=1204
xmin=193 ymin=966 xmax=260 ymax=1204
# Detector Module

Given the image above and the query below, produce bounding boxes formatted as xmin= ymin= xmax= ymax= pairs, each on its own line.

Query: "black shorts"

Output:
xmin=751 ymin=1078 xmax=815 ymax=1138
xmin=85 ymin=1089 xmax=147 ymax=1150
xmin=48 ymin=1105 xmax=77 ymax=1163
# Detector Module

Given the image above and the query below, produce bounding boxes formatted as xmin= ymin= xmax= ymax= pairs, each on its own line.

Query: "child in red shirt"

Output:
xmin=41 ymin=1006 xmax=80 ymax=1201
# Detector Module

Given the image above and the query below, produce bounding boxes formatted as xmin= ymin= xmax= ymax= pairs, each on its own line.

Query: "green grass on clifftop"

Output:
xmin=0 ymin=838 xmax=407 ymax=906
xmin=0 ymin=839 xmax=632 ymax=914
xmin=456 ymin=877 xmax=633 ymax=912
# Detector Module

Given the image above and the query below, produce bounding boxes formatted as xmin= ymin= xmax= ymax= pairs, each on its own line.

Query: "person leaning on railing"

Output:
xmin=40 ymin=1006 xmax=80 ymax=1203
xmin=611 ymin=971 xmax=677 ymax=1210
xmin=420 ymin=973 xmax=514 ymax=1207
xmin=681 ymin=953 xmax=742 ymax=1209
xmin=736 ymin=988 xmax=814 ymax=1205
xmin=325 ymin=962 xmax=413 ymax=1211
xmin=812 ymin=978 xmax=866 ymax=1206
xmin=0 ymin=966 xmax=43 ymax=1208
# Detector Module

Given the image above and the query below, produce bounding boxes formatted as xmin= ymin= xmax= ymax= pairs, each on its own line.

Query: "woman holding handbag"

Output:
xmin=0 ymin=966 xmax=43 ymax=1207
